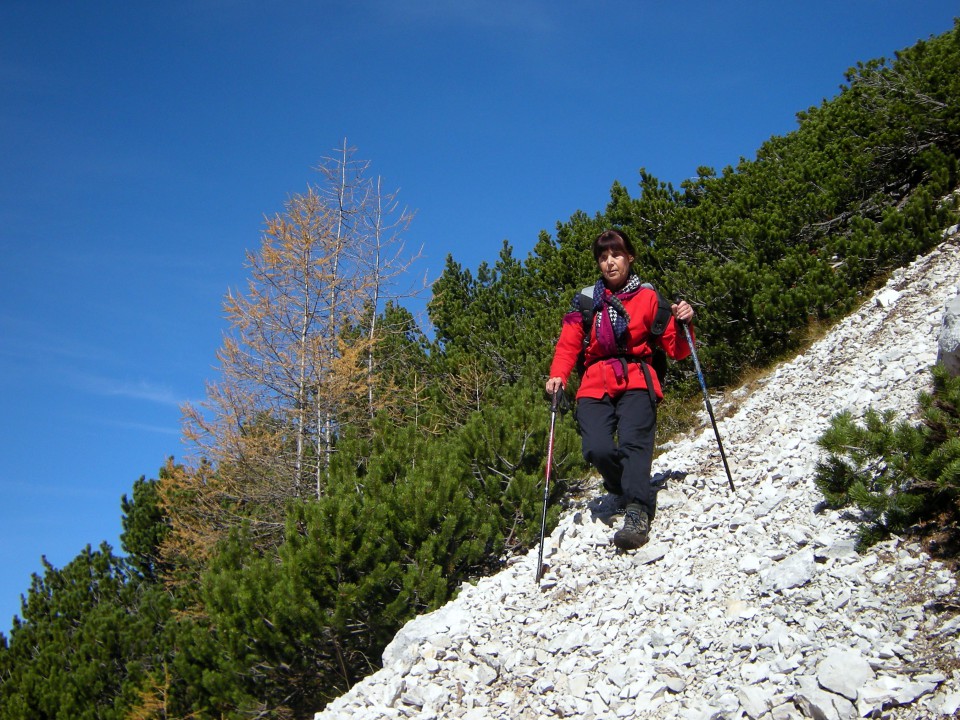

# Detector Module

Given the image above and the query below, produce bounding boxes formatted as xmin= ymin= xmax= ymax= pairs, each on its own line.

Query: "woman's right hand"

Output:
xmin=545 ymin=377 xmax=564 ymax=395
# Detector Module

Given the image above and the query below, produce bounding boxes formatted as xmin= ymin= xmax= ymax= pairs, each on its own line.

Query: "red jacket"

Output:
xmin=549 ymin=285 xmax=694 ymax=401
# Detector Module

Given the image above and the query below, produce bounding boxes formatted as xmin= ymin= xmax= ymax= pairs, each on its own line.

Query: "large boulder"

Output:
xmin=938 ymin=293 xmax=960 ymax=376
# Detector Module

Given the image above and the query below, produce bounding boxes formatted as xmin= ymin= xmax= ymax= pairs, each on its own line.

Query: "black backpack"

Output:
xmin=575 ymin=283 xmax=672 ymax=401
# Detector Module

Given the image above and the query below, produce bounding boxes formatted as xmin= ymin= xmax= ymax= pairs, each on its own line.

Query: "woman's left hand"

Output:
xmin=672 ymin=300 xmax=694 ymax=323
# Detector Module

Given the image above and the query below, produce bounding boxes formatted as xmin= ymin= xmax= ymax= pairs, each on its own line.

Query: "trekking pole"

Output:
xmin=679 ymin=318 xmax=736 ymax=493
xmin=536 ymin=389 xmax=561 ymax=583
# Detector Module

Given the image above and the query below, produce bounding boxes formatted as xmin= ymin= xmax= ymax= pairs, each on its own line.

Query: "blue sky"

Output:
xmin=1 ymin=1 xmax=956 ymax=634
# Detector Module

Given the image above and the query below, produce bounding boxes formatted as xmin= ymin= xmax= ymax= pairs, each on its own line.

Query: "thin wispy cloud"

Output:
xmin=94 ymin=417 xmax=183 ymax=436
xmin=0 ymin=315 xmax=203 ymax=410
xmin=76 ymin=375 xmax=187 ymax=408
xmin=0 ymin=314 xmax=110 ymax=365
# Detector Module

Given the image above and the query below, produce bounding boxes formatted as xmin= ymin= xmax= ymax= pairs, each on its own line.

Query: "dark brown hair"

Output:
xmin=592 ymin=228 xmax=637 ymax=261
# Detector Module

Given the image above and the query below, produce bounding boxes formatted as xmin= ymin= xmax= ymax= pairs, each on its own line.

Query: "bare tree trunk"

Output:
xmin=295 ymin=244 xmax=311 ymax=499
xmin=317 ymin=139 xmax=352 ymax=497
xmin=367 ymin=178 xmax=384 ymax=420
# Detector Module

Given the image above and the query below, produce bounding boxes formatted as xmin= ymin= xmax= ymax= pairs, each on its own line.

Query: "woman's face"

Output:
xmin=597 ymin=247 xmax=634 ymax=290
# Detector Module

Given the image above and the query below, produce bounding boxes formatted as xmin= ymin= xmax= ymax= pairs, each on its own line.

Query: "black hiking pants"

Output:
xmin=577 ymin=390 xmax=657 ymax=517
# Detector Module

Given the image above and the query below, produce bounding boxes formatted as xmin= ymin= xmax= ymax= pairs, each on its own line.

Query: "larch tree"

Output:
xmin=177 ymin=142 xmax=420 ymax=553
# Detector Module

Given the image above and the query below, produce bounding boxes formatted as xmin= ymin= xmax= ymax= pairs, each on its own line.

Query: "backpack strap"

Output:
xmin=576 ymin=286 xmax=595 ymax=351
xmin=641 ymin=283 xmax=672 ymax=338
xmin=637 ymin=358 xmax=658 ymax=408
xmin=576 ymin=286 xmax=594 ymax=317
xmin=640 ymin=283 xmax=672 ymax=405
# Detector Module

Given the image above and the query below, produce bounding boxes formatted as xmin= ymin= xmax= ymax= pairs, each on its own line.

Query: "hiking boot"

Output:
xmin=613 ymin=503 xmax=649 ymax=550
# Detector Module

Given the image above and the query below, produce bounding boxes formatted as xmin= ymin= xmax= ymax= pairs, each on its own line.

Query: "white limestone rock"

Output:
xmin=761 ymin=547 xmax=816 ymax=592
xmin=816 ymin=648 xmax=875 ymax=701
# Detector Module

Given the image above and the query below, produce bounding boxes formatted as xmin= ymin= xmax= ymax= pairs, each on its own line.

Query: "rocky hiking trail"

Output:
xmin=316 ymin=236 xmax=960 ymax=720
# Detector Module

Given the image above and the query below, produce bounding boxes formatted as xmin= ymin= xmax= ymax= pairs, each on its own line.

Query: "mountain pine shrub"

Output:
xmin=815 ymin=364 xmax=960 ymax=550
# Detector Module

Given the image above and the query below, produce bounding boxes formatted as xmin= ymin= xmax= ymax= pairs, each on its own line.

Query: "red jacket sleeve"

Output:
xmin=548 ymin=311 xmax=585 ymax=384
xmin=657 ymin=315 xmax=694 ymax=361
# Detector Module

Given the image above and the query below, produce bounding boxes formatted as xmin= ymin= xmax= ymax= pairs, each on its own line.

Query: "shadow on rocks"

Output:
xmin=586 ymin=470 xmax=688 ymax=526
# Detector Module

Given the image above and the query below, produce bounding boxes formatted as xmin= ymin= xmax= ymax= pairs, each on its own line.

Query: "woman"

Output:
xmin=545 ymin=228 xmax=695 ymax=550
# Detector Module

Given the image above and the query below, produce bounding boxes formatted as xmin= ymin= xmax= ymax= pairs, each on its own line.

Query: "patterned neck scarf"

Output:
xmin=592 ymin=273 xmax=642 ymax=355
